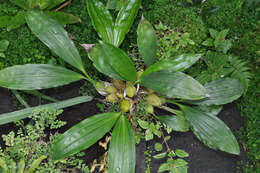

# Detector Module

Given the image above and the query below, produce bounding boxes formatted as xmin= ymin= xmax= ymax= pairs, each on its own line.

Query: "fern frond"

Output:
xmin=228 ymin=56 xmax=252 ymax=94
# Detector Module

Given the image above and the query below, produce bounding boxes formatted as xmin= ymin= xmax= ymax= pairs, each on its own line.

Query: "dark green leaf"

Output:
xmin=195 ymin=105 xmax=223 ymax=116
xmin=0 ymin=64 xmax=84 ymax=90
xmin=108 ymin=115 xmax=136 ymax=173
xmin=142 ymin=54 xmax=202 ymax=77
xmin=209 ymin=28 xmax=218 ymax=39
xmin=140 ymin=70 xmax=206 ymax=100
xmin=0 ymin=40 xmax=9 ymax=52
xmin=179 ymin=105 xmax=240 ymax=155
xmin=0 ymin=96 xmax=93 ymax=125
xmin=47 ymin=0 xmax=66 ymax=9
xmin=25 ymin=10 xmax=86 ymax=73
xmin=88 ymin=43 xmax=137 ymax=82
xmin=2 ymin=11 xmax=26 ymax=30
xmin=45 ymin=11 xmax=81 ymax=25
xmin=0 ymin=16 xmax=11 ymax=28
xmin=202 ymin=38 xmax=214 ymax=47
xmin=137 ymin=17 xmax=157 ymax=67
xmin=52 ymin=112 xmax=121 ymax=160
xmin=10 ymin=0 xmax=29 ymax=9
xmin=113 ymin=0 xmax=141 ymax=47
xmin=158 ymin=115 xmax=190 ymax=132
xmin=87 ymin=0 xmax=114 ymax=44
xmin=187 ymin=78 xmax=243 ymax=106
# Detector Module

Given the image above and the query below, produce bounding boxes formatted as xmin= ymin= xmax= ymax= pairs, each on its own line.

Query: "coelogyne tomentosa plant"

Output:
xmin=0 ymin=0 xmax=244 ymax=172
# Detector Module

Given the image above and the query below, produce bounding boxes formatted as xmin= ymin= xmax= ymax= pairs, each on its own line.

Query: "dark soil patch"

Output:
xmin=0 ymin=83 xmax=247 ymax=173
xmin=135 ymin=103 xmax=247 ymax=173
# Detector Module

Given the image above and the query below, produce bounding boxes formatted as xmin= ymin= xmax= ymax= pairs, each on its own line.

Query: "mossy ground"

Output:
xmin=0 ymin=0 xmax=259 ymax=172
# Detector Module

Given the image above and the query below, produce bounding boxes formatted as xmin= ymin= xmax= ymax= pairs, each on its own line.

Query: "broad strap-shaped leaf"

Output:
xmin=25 ymin=10 xmax=86 ymax=73
xmin=47 ymin=0 xmax=66 ymax=9
xmin=0 ymin=16 xmax=11 ymax=28
xmin=195 ymin=105 xmax=223 ymax=117
xmin=45 ymin=11 xmax=81 ymax=25
xmin=140 ymin=70 xmax=206 ymax=100
xmin=179 ymin=105 xmax=240 ymax=155
xmin=0 ymin=64 xmax=84 ymax=90
xmin=87 ymin=0 xmax=114 ymax=44
xmin=88 ymin=43 xmax=137 ymax=82
xmin=0 ymin=96 xmax=93 ymax=125
xmin=158 ymin=115 xmax=190 ymax=132
xmin=52 ymin=112 xmax=121 ymax=160
xmin=187 ymin=78 xmax=243 ymax=106
xmin=108 ymin=115 xmax=136 ymax=173
xmin=113 ymin=0 xmax=141 ymax=47
xmin=137 ymin=17 xmax=157 ymax=67
xmin=142 ymin=54 xmax=202 ymax=77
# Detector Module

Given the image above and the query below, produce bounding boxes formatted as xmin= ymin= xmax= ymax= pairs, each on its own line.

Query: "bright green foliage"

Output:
xmin=158 ymin=158 xmax=188 ymax=173
xmin=137 ymin=120 xmax=161 ymax=141
xmin=0 ymin=0 xmax=80 ymax=30
xmin=202 ymin=28 xmax=232 ymax=54
xmin=0 ymin=108 xmax=90 ymax=173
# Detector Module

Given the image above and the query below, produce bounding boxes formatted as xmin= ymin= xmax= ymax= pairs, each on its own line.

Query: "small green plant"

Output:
xmin=0 ymin=108 xmax=90 ymax=173
xmin=0 ymin=0 xmax=245 ymax=172
xmin=155 ymin=22 xmax=195 ymax=60
xmin=202 ymin=28 xmax=232 ymax=54
xmin=0 ymin=40 xmax=9 ymax=58
xmin=0 ymin=0 xmax=81 ymax=31
xmin=0 ymin=156 xmax=47 ymax=173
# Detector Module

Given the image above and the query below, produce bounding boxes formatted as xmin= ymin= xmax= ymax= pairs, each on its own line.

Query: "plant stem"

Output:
xmin=12 ymin=90 xmax=30 ymax=108
xmin=23 ymin=90 xmax=58 ymax=102
xmin=160 ymin=128 xmax=171 ymax=152
xmin=160 ymin=106 xmax=182 ymax=115
xmin=54 ymin=0 xmax=72 ymax=11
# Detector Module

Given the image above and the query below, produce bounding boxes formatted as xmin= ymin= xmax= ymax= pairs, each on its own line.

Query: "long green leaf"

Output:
xmin=0 ymin=96 xmax=93 ymax=125
xmin=0 ymin=64 xmax=84 ymax=90
xmin=52 ymin=112 xmax=121 ymax=160
xmin=25 ymin=10 xmax=86 ymax=73
xmin=0 ymin=16 xmax=11 ymax=28
xmin=179 ymin=105 xmax=240 ymax=155
xmin=113 ymin=0 xmax=141 ymax=47
xmin=87 ymin=0 xmax=114 ymax=44
xmin=108 ymin=115 xmax=136 ymax=173
xmin=45 ymin=11 xmax=81 ymax=25
xmin=137 ymin=17 xmax=157 ymax=67
xmin=142 ymin=54 xmax=202 ymax=77
xmin=0 ymin=12 xmax=26 ymax=30
xmin=88 ymin=43 xmax=137 ymax=82
xmin=187 ymin=78 xmax=243 ymax=106
xmin=140 ymin=70 xmax=206 ymax=100
xmin=158 ymin=115 xmax=190 ymax=132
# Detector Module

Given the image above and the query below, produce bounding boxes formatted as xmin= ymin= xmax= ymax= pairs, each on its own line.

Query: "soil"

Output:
xmin=0 ymin=82 xmax=247 ymax=173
